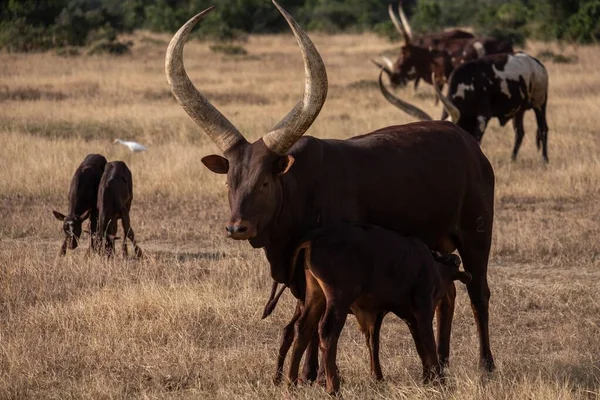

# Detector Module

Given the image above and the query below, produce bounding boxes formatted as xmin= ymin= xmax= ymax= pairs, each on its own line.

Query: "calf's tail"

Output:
xmin=261 ymin=240 xmax=311 ymax=319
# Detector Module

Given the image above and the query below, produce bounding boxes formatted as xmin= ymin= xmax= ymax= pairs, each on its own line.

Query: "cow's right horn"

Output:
xmin=378 ymin=69 xmax=433 ymax=121
xmin=166 ymin=7 xmax=248 ymax=154
xmin=262 ymin=0 xmax=328 ymax=156
xmin=388 ymin=3 xmax=411 ymax=44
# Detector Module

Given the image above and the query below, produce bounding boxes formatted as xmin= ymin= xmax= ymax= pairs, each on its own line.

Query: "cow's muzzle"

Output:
xmin=225 ymin=219 xmax=257 ymax=240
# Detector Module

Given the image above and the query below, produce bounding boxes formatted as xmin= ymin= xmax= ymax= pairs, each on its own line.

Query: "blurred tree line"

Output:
xmin=0 ymin=0 xmax=599 ymax=52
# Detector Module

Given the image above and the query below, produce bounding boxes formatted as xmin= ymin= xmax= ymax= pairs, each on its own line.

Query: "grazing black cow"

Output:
xmin=97 ymin=161 xmax=142 ymax=258
xmin=282 ymin=224 xmax=471 ymax=394
xmin=53 ymin=154 xmax=107 ymax=255
xmin=167 ymin=1 xmax=497 ymax=380
xmin=379 ymin=52 xmax=550 ymax=162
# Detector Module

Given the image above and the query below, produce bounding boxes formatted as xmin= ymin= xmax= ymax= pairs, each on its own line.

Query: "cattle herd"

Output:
xmin=52 ymin=0 xmax=552 ymax=395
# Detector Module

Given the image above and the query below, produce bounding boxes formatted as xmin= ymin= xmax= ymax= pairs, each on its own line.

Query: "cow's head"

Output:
xmin=52 ymin=209 xmax=91 ymax=250
xmin=166 ymin=1 xmax=327 ymax=247
xmin=377 ymin=2 xmax=416 ymax=87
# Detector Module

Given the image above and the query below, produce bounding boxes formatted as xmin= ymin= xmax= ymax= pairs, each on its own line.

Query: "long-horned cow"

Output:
xmin=166 ymin=0 xmax=497 ymax=381
xmin=53 ymin=153 xmax=107 ymax=255
xmin=375 ymin=3 xmax=513 ymax=90
xmin=379 ymin=52 xmax=550 ymax=162
xmin=97 ymin=161 xmax=143 ymax=258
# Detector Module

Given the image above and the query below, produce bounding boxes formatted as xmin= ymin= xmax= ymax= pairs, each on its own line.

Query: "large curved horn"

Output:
xmin=388 ymin=4 xmax=408 ymax=43
xmin=432 ymin=74 xmax=461 ymax=123
xmin=378 ymin=70 xmax=432 ymax=121
xmin=262 ymin=1 xmax=328 ymax=155
xmin=397 ymin=2 xmax=413 ymax=42
xmin=165 ymin=7 xmax=247 ymax=153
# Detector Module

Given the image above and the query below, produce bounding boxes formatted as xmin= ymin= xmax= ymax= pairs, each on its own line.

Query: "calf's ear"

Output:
xmin=455 ymin=271 xmax=472 ymax=284
xmin=201 ymin=155 xmax=229 ymax=174
xmin=53 ymin=210 xmax=66 ymax=221
xmin=274 ymin=155 xmax=295 ymax=176
xmin=78 ymin=209 xmax=91 ymax=221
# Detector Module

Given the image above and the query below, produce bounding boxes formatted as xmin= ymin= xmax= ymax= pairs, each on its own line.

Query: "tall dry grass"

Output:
xmin=0 ymin=31 xmax=598 ymax=399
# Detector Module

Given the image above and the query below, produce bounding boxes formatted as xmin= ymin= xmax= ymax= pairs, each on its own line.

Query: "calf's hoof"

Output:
xmin=480 ymin=356 xmax=496 ymax=373
xmin=135 ymin=246 xmax=143 ymax=259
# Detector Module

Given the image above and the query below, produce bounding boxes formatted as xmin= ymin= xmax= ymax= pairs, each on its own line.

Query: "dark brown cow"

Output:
xmin=282 ymin=224 xmax=471 ymax=394
xmin=53 ymin=153 xmax=107 ymax=255
xmin=166 ymin=0 xmax=496 ymax=379
xmin=375 ymin=3 xmax=512 ymax=90
xmin=97 ymin=161 xmax=142 ymax=258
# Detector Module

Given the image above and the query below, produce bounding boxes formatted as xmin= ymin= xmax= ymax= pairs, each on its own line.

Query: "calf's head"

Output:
xmin=52 ymin=209 xmax=91 ymax=250
xmin=166 ymin=1 xmax=327 ymax=246
xmin=432 ymin=251 xmax=472 ymax=286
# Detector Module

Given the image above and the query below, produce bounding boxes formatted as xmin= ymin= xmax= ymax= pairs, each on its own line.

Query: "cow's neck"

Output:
xmin=263 ymin=168 xmax=318 ymax=284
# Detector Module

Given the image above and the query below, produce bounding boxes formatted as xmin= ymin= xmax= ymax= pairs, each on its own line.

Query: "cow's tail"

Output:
xmin=261 ymin=240 xmax=311 ymax=319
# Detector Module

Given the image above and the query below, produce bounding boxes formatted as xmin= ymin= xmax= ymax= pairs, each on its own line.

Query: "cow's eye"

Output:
xmin=262 ymin=181 xmax=269 ymax=188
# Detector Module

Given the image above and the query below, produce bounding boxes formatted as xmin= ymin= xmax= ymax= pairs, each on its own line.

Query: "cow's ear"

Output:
xmin=53 ymin=210 xmax=66 ymax=221
xmin=455 ymin=271 xmax=472 ymax=284
xmin=78 ymin=209 xmax=91 ymax=221
xmin=201 ymin=155 xmax=229 ymax=174
xmin=274 ymin=155 xmax=295 ymax=176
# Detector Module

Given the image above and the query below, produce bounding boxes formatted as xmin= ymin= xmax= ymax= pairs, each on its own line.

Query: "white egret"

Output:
xmin=114 ymin=139 xmax=147 ymax=153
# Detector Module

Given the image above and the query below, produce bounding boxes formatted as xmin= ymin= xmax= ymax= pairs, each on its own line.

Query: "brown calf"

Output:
xmin=96 ymin=161 xmax=142 ymax=258
xmin=53 ymin=154 xmax=107 ymax=255
xmin=283 ymin=224 xmax=471 ymax=395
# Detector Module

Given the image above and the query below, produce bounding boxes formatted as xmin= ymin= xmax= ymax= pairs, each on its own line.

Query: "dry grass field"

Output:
xmin=0 ymin=29 xmax=599 ymax=399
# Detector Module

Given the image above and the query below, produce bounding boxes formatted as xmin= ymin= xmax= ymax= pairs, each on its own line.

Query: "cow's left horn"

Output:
xmin=262 ymin=0 xmax=328 ymax=155
xmin=165 ymin=7 xmax=248 ymax=154
xmin=432 ymin=74 xmax=461 ymax=123
xmin=389 ymin=3 xmax=411 ymax=44
xmin=378 ymin=69 xmax=433 ymax=121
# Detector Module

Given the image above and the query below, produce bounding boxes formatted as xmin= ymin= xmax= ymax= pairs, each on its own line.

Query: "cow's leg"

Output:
xmin=354 ymin=308 xmax=384 ymax=381
xmin=413 ymin=77 xmax=421 ymax=92
xmin=407 ymin=309 xmax=441 ymax=383
xmin=273 ymin=301 xmax=302 ymax=385
xmin=534 ymin=102 xmax=549 ymax=163
xmin=121 ymin=211 xmax=142 ymax=258
xmin=511 ymin=109 xmax=526 ymax=161
xmin=457 ymin=227 xmax=495 ymax=372
xmin=436 ymin=282 xmax=456 ymax=370
xmin=475 ymin=115 xmax=489 ymax=144
xmin=319 ymin=301 xmax=348 ymax=395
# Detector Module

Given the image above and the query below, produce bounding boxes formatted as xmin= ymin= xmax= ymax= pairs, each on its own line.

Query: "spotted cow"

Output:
xmin=380 ymin=52 xmax=549 ymax=162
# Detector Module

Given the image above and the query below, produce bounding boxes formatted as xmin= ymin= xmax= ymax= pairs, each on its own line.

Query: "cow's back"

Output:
xmin=289 ymin=121 xmax=493 ymax=250
xmin=68 ymin=154 xmax=107 ymax=215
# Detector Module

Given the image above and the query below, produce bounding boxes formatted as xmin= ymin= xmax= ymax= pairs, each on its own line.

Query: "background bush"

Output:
xmin=0 ymin=0 xmax=599 ymax=52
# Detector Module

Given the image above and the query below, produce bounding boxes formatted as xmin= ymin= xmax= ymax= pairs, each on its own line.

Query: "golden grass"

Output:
xmin=0 ymin=32 xmax=599 ymax=399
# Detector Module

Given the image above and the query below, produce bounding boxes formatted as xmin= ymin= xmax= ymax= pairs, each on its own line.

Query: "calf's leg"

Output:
xmin=354 ymin=308 xmax=384 ymax=381
xmin=436 ymin=283 xmax=456 ymax=370
xmin=319 ymin=301 xmax=349 ymax=395
xmin=407 ymin=309 xmax=441 ymax=383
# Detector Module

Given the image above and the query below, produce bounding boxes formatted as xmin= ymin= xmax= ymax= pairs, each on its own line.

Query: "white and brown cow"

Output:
xmin=380 ymin=52 xmax=550 ymax=162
